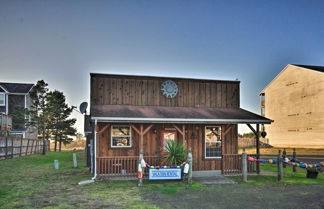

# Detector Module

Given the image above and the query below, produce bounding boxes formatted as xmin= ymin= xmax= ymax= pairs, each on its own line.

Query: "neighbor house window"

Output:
xmin=0 ymin=93 xmax=5 ymax=106
xmin=111 ymin=125 xmax=131 ymax=148
xmin=162 ymin=130 xmax=177 ymax=153
xmin=205 ymin=126 xmax=222 ymax=158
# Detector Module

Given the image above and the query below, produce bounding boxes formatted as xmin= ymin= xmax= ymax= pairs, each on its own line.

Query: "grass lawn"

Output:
xmin=229 ymin=163 xmax=324 ymax=185
xmin=1 ymin=151 xmax=323 ymax=209
xmin=0 ymin=151 xmax=160 ymax=209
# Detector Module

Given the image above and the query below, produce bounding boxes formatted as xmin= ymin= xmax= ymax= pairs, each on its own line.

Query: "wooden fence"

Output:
xmin=0 ymin=137 xmax=50 ymax=160
xmin=222 ymin=154 xmax=257 ymax=175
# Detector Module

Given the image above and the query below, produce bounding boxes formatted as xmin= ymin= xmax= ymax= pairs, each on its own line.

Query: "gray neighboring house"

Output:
xmin=0 ymin=82 xmax=37 ymax=138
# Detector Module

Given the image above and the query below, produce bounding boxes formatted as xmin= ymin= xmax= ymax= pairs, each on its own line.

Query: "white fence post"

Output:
xmin=73 ymin=153 xmax=77 ymax=168
xmin=242 ymin=153 xmax=247 ymax=182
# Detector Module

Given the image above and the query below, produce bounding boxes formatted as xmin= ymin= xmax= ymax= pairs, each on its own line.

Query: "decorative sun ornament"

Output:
xmin=161 ymin=80 xmax=179 ymax=98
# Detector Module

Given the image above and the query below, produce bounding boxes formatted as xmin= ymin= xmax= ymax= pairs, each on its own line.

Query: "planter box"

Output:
xmin=306 ymin=169 xmax=318 ymax=179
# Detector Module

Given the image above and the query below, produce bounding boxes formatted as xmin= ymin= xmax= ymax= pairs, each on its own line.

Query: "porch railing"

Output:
xmin=0 ymin=114 xmax=12 ymax=131
xmin=97 ymin=155 xmax=163 ymax=177
xmin=97 ymin=154 xmax=257 ymax=177
xmin=222 ymin=154 xmax=256 ymax=175
xmin=97 ymin=156 xmax=138 ymax=176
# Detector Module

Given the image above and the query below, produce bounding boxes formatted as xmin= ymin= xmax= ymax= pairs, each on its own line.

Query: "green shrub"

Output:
xmin=163 ymin=140 xmax=187 ymax=165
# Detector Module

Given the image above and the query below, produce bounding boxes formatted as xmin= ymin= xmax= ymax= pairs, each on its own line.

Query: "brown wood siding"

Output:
xmin=91 ymin=75 xmax=240 ymax=108
xmin=97 ymin=123 xmax=238 ymax=171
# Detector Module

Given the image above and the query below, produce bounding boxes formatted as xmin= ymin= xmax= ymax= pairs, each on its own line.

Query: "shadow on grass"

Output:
xmin=229 ymin=164 xmax=324 ymax=186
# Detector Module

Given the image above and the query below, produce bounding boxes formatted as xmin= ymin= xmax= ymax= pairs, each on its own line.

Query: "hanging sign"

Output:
xmin=148 ymin=168 xmax=182 ymax=180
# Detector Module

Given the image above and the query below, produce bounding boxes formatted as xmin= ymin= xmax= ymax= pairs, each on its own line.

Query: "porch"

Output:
xmin=96 ymin=154 xmax=257 ymax=178
xmin=91 ymin=104 xmax=272 ymax=179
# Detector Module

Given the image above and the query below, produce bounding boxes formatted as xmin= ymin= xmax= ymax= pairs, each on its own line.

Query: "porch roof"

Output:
xmin=91 ymin=105 xmax=272 ymax=124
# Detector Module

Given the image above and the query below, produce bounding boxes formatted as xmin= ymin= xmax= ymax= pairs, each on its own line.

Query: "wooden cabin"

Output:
xmin=260 ymin=64 xmax=324 ymax=148
xmin=89 ymin=73 xmax=272 ymax=178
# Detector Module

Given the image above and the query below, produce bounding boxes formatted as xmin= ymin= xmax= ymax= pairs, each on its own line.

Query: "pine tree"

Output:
xmin=47 ymin=90 xmax=76 ymax=151
xmin=28 ymin=80 xmax=49 ymax=155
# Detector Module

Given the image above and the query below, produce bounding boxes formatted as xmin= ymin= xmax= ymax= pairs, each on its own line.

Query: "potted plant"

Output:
xmin=163 ymin=140 xmax=187 ymax=165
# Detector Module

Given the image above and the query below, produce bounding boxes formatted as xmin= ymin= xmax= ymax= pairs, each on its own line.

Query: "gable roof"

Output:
xmin=0 ymin=82 xmax=34 ymax=94
xmin=260 ymin=64 xmax=324 ymax=94
xmin=292 ymin=64 xmax=324 ymax=73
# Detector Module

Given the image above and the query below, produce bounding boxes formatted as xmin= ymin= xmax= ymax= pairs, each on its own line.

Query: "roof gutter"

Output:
xmin=91 ymin=117 xmax=273 ymax=124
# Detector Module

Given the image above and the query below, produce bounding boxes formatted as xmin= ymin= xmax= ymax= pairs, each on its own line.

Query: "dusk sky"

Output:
xmin=0 ymin=0 xmax=323 ymax=133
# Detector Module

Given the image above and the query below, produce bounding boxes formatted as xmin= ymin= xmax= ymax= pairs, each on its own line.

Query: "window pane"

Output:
xmin=0 ymin=94 xmax=4 ymax=105
xmin=163 ymin=132 xmax=176 ymax=152
xmin=112 ymin=137 xmax=130 ymax=147
xmin=112 ymin=126 xmax=130 ymax=136
xmin=111 ymin=125 xmax=131 ymax=147
xmin=205 ymin=127 xmax=221 ymax=157
xmin=206 ymin=142 xmax=221 ymax=157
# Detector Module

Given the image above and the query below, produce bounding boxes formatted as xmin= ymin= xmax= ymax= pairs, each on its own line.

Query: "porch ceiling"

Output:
xmin=91 ymin=105 xmax=272 ymax=124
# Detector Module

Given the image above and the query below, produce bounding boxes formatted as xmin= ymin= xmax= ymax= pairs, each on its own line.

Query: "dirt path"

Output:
xmin=142 ymin=184 xmax=324 ymax=209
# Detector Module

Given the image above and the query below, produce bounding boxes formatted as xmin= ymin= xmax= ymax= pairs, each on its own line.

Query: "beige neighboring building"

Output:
xmin=260 ymin=64 xmax=324 ymax=148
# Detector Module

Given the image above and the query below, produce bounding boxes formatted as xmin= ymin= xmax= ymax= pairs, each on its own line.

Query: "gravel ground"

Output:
xmin=142 ymin=184 xmax=324 ymax=209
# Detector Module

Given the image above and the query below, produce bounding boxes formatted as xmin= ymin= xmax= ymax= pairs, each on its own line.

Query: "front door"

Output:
xmin=161 ymin=130 xmax=177 ymax=155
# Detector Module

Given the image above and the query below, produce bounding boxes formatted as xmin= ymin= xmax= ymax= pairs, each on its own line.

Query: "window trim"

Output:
xmin=204 ymin=126 xmax=222 ymax=159
xmin=161 ymin=129 xmax=177 ymax=155
xmin=110 ymin=125 xmax=132 ymax=148
xmin=0 ymin=93 xmax=5 ymax=106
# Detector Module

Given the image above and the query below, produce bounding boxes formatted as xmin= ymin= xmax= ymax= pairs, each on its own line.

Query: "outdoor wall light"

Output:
xmin=153 ymin=129 xmax=157 ymax=134
xmin=191 ymin=133 xmax=196 ymax=140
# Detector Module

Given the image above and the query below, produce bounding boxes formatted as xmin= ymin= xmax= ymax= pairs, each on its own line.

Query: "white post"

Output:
xmin=92 ymin=120 xmax=97 ymax=180
xmin=138 ymin=153 xmax=144 ymax=187
xmin=73 ymin=153 xmax=77 ymax=168
xmin=242 ymin=153 xmax=247 ymax=182
xmin=187 ymin=152 xmax=193 ymax=185
xmin=54 ymin=160 xmax=59 ymax=170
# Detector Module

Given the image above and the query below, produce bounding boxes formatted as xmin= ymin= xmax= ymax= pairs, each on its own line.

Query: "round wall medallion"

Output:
xmin=161 ymin=80 xmax=178 ymax=98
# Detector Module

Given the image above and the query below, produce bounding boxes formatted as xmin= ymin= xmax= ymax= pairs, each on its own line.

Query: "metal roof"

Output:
xmin=91 ymin=105 xmax=272 ymax=124
xmin=0 ymin=82 xmax=34 ymax=94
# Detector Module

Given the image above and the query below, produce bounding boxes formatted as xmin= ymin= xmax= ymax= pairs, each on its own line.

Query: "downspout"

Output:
xmin=92 ymin=119 xmax=97 ymax=180
xmin=78 ymin=119 xmax=97 ymax=185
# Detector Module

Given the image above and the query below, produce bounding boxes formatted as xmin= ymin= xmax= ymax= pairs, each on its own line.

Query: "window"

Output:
xmin=111 ymin=125 xmax=131 ymax=148
xmin=162 ymin=130 xmax=177 ymax=153
xmin=0 ymin=93 xmax=5 ymax=106
xmin=205 ymin=126 xmax=222 ymax=158
xmin=260 ymin=93 xmax=265 ymax=116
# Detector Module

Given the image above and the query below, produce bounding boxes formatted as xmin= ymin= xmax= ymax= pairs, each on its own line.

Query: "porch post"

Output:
xmin=256 ymin=124 xmax=260 ymax=174
xmin=246 ymin=123 xmax=261 ymax=174
xmin=92 ymin=119 xmax=98 ymax=179
xmin=131 ymin=124 xmax=153 ymax=186
xmin=187 ymin=151 xmax=192 ymax=185
xmin=140 ymin=125 xmax=144 ymax=154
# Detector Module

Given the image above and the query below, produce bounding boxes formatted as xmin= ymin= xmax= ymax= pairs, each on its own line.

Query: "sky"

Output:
xmin=0 ymin=0 xmax=323 ymax=134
